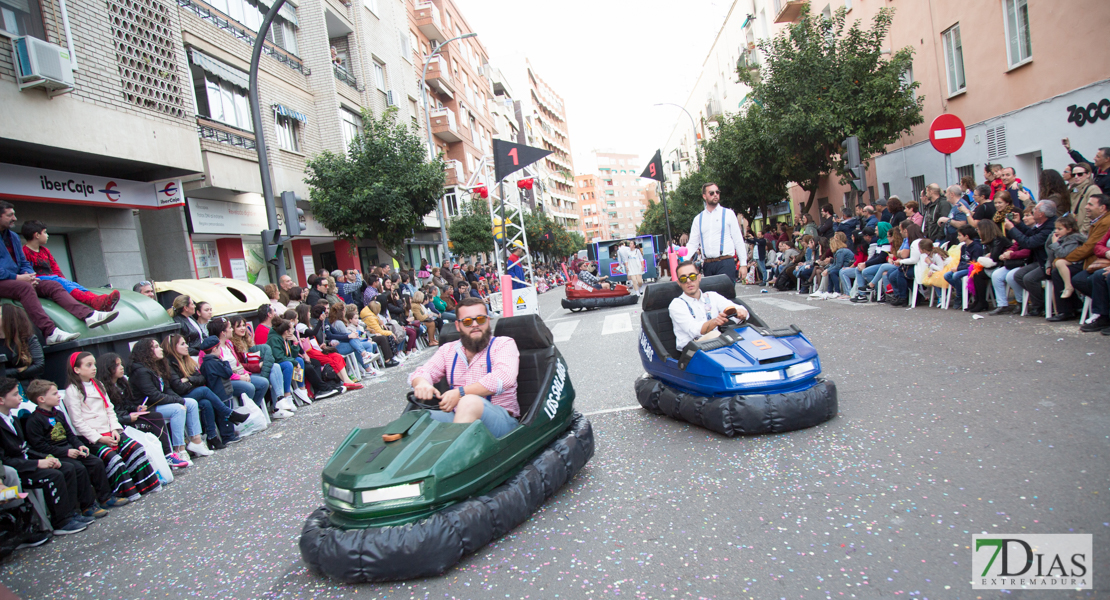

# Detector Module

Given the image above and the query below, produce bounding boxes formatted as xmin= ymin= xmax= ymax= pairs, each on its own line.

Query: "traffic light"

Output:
xmin=261 ymin=228 xmax=283 ymax=265
xmin=841 ymin=136 xmax=866 ymax=193
xmin=280 ymin=191 xmax=304 ymax=237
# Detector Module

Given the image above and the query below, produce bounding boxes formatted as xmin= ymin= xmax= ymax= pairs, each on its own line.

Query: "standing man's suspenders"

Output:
xmin=698 ymin=209 xmax=728 ymax=258
xmin=448 ymin=336 xmax=496 ymax=401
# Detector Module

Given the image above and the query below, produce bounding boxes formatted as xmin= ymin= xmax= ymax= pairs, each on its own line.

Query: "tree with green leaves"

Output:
xmin=702 ymin=104 xmax=789 ymax=224
xmin=637 ymin=171 xmax=709 ymax=242
xmin=304 ymin=108 xmax=445 ymax=266
xmin=446 ymin=198 xmax=496 ymax=257
xmin=737 ymin=5 xmax=923 ymax=213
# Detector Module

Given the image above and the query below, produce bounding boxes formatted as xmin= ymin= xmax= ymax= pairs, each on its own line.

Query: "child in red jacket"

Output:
xmin=20 ymin=220 xmax=119 ymax=312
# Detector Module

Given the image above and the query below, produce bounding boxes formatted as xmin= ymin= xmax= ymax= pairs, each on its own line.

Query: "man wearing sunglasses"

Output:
xmin=669 ymin=261 xmax=750 ymax=350
xmin=408 ymin=297 xmax=520 ymax=438
xmin=685 ymin=183 xmax=748 ymax=284
xmin=132 ymin=280 xmax=155 ymax=300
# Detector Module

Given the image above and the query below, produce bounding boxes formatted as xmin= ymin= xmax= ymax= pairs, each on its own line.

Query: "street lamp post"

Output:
xmin=421 ymin=32 xmax=478 ymax=267
xmin=654 ymin=102 xmax=700 ymax=169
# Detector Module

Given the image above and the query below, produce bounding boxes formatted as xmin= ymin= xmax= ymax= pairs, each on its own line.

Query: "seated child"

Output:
xmin=63 ymin=352 xmax=160 ymax=500
xmin=0 ymin=377 xmax=92 ymax=535
xmin=23 ymin=379 xmax=127 ymax=516
xmin=20 ymin=220 xmax=119 ymax=312
xmin=1048 ymin=215 xmax=1088 ymax=299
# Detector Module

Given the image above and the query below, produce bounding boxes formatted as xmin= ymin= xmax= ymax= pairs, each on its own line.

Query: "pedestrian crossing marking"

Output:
xmin=745 ymin=296 xmax=819 ymax=312
xmin=601 ymin=312 xmax=633 ymax=335
xmin=551 ymin=320 xmax=580 ymax=342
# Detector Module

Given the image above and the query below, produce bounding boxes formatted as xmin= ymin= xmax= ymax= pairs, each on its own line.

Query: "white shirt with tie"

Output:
xmin=686 ymin=204 xmax=748 ymax=266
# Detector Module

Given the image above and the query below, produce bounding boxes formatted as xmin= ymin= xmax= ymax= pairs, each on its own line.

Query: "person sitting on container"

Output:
xmin=669 ymin=261 xmax=750 ymax=351
xmin=0 ymin=201 xmax=115 ymax=345
xmin=409 ymin=298 xmax=520 ymax=438
xmin=20 ymin=220 xmax=120 ymax=313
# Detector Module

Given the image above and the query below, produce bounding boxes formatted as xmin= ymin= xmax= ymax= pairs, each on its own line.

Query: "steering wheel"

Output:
xmin=405 ymin=391 xmax=440 ymax=411
xmin=717 ymin=308 xmax=748 ymax=334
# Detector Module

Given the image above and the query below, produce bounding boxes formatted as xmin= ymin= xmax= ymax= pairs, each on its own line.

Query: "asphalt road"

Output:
xmin=4 ymin=283 xmax=1107 ymax=599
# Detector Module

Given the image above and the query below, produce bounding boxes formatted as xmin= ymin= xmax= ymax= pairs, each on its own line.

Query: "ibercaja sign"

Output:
xmin=972 ymin=534 xmax=1091 ymax=590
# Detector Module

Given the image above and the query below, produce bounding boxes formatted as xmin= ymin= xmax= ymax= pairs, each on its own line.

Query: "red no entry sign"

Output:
xmin=929 ymin=113 xmax=965 ymax=155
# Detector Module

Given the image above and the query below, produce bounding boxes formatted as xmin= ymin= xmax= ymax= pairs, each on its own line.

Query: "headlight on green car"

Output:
xmin=326 ymin=483 xmax=355 ymax=504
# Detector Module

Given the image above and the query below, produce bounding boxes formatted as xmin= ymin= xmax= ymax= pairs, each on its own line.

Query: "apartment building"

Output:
xmin=525 ymin=62 xmax=577 ymax=231
xmin=409 ymin=0 xmax=497 ymax=242
xmin=576 ymin=152 xmax=649 ymax=242
xmin=1 ymin=0 xmax=425 ymax=287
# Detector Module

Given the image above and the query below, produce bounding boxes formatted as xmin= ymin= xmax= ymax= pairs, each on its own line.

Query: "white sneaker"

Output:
xmin=275 ymin=396 xmax=297 ymax=412
xmin=292 ymin=388 xmax=311 ymax=405
xmin=271 ymin=409 xmax=294 ymax=419
xmin=825 ymin=293 xmax=839 ymax=300
xmin=809 ymin=290 xmax=824 ymax=298
xmin=85 ymin=310 xmax=119 ymax=329
xmin=186 ymin=441 xmax=213 ymax=457
xmin=45 ymin=328 xmax=80 ymax=345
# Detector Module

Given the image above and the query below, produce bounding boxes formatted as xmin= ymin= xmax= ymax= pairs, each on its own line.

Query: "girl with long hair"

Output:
xmin=129 ymin=337 xmax=205 ymax=463
xmin=97 ymin=352 xmax=171 ymax=457
xmin=64 ymin=351 xmax=161 ymax=500
xmin=208 ymin=317 xmax=272 ymax=415
xmin=162 ymin=334 xmax=244 ymax=449
xmin=325 ymin=302 xmax=374 ymax=374
xmin=0 ymin=304 xmax=43 ymax=388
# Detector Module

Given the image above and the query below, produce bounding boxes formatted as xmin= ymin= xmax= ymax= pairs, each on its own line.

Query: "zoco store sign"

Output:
xmin=0 ymin=163 xmax=184 ymax=209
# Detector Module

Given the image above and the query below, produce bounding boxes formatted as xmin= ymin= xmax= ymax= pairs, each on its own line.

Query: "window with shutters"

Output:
xmin=941 ymin=24 xmax=966 ymax=96
xmin=956 ymin=164 xmax=976 ymax=184
xmin=986 ymin=125 xmax=1007 ymax=160
xmin=1002 ymin=0 xmax=1032 ymax=67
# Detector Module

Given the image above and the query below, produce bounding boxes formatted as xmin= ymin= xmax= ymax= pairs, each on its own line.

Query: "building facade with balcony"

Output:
xmin=578 ymin=151 xmax=649 ymax=242
xmin=409 ymin=0 xmax=497 ymax=261
xmin=525 ymin=62 xmax=578 ymax=232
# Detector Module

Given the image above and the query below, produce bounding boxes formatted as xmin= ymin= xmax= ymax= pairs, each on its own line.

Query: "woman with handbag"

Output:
xmin=162 ymin=335 xmax=245 ymax=449
xmin=129 ymin=338 xmax=206 ymax=463
xmin=97 ymin=353 xmax=172 ymax=457
xmin=207 ymin=317 xmax=271 ymax=415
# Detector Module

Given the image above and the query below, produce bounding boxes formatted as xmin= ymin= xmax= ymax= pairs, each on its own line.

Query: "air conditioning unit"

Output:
xmin=13 ymin=36 xmax=75 ymax=94
xmin=386 ymin=89 xmax=398 ymax=106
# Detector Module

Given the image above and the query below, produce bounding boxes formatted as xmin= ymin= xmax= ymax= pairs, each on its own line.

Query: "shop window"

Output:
xmin=941 ymin=24 xmax=966 ymax=96
xmin=275 ymin=114 xmax=300 ymax=152
xmin=192 ymin=240 xmax=221 ymax=279
xmin=1002 ymin=0 xmax=1031 ymax=67
xmin=0 ymin=0 xmax=45 ymax=39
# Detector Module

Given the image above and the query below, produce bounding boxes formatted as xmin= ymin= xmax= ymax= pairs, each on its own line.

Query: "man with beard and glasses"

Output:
xmin=408 ymin=298 xmax=520 ymax=438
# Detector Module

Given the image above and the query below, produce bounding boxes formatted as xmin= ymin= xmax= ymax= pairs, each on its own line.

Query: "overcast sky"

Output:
xmin=460 ymin=0 xmax=733 ymax=175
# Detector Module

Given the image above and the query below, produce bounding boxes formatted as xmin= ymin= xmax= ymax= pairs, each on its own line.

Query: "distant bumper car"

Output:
xmin=634 ymin=275 xmax=837 ymax=436
xmin=561 ymin=277 xmax=639 ymax=311
xmin=299 ymin=315 xmax=594 ymax=583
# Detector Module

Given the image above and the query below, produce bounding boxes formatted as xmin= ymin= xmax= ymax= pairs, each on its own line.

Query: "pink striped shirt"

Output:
xmin=408 ymin=337 xmax=520 ymax=417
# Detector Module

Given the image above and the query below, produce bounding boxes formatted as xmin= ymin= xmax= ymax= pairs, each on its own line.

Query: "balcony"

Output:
xmin=333 ymin=64 xmax=360 ymax=90
xmin=705 ymin=97 xmax=723 ymax=123
xmin=431 ymin=108 xmax=462 ymax=142
xmin=738 ymin=47 xmax=760 ymax=72
xmin=444 ymin=159 xmax=464 ymax=186
xmin=424 ymin=56 xmax=454 ymax=96
xmin=415 ymin=2 xmax=446 ymax=43
xmin=773 ymin=0 xmax=807 ymax=23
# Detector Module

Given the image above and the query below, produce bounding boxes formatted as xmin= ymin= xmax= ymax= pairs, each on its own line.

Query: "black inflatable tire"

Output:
xmin=561 ymin=295 xmax=639 ymax=310
xmin=634 ymin=375 xmax=837 ymax=436
xmin=299 ymin=412 xmax=594 ymax=583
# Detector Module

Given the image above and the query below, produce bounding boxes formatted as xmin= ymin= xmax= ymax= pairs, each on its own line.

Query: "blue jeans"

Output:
xmin=335 ymin=341 xmax=370 ymax=370
xmin=441 ymin=311 xmax=456 ymax=321
xmin=754 ymin=259 xmax=768 ymax=284
xmin=796 ymin=266 xmax=813 ymax=285
xmin=428 ymin=398 xmax=520 ymax=438
xmin=269 ymin=361 xmax=294 ymax=396
xmin=855 ymin=264 xmax=881 ymax=290
xmin=889 ymin=267 xmax=909 ymax=299
xmin=826 ymin=267 xmax=843 ymax=294
xmin=870 ymin=264 xmax=898 ymax=288
xmin=839 ymin=267 xmax=859 ymax=296
xmin=186 ymin=386 xmax=234 ymax=439
xmin=154 ymin=397 xmax=201 ymax=447
xmin=944 ymin=268 xmax=968 ymax=292
xmin=231 ymin=375 xmax=270 ymax=411
xmin=991 ymin=266 xmax=1012 ymax=305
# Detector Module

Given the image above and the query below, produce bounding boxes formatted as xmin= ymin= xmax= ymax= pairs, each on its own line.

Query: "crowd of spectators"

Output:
xmin=739 ymin=144 xmax=1109 ymax=334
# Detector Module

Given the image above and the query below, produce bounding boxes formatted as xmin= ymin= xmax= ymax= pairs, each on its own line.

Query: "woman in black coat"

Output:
xmin=170 ymin=295 xmax=207 ymax=355
xmin=129 ymin=337 xmax=209 ymax=459
xmin=162 ymin=334 xmax=242 ymax=449
xmin=968 ymin=220 xmax=1010 ymax=313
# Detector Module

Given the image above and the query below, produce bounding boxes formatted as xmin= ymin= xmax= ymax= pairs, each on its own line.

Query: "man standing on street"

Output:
xmin=921 ymin=184 xmax=950 ymax=243
xmin=685 ymin=183 xmax=748 ymax=284
xmin=506 ymin=243 xmax=527 ymax=290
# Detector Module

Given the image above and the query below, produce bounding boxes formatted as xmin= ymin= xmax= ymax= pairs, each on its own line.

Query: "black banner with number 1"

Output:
xmin=493 ymin=139 xmax=552 ymax=182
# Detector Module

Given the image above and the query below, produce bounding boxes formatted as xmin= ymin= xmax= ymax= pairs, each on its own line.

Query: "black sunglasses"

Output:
xmin=706 ymin=190 xmax=720 ymax=195
xmin=1073 ymin=171 xmax=1087 ymax=176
